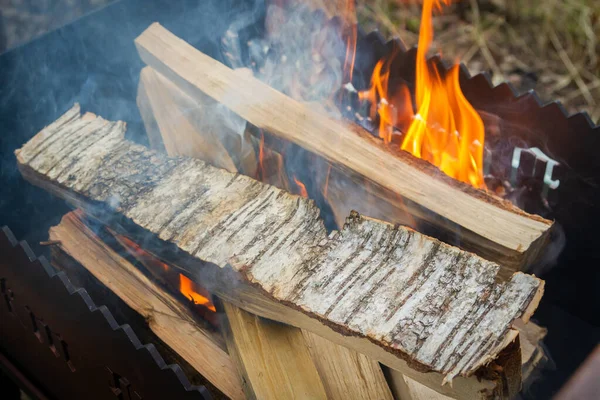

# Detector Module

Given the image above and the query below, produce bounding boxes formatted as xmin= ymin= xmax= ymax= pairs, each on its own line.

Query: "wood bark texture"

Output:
xmin=48 ymin=210 xmax=245 ymax=400
xmin=134 ymin=22 xmax=553 ymax=272
xmin=17 ymin=106 xmax=543 ymax=399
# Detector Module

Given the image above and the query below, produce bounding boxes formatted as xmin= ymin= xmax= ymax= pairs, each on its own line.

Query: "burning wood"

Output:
xmin=17 ymin=106 xmax=544 ymax=399
xmin=134 ymin=23 xmax=553 ymax=272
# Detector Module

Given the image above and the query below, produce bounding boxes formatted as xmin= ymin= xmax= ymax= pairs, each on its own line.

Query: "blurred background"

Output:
xmin=1 ymin=0 xmax=599 ymax=122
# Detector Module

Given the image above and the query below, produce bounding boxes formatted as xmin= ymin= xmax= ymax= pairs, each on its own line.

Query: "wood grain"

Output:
xmin=302 ymin=330 xmax=394 ymax=400
xmin=222 ymin=303 xmax=328 ymax=400
xmin=17 ymin=106 xmax=544 ymax=399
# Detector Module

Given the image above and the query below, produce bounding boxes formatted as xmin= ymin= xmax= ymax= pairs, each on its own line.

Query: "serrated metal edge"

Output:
xmin=0 ymin=225 xmax=212 ymax=399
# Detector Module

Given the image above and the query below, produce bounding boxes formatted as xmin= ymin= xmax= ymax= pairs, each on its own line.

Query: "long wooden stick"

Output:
xmin=16 ymin=106 xmax=542 ymax=399
xmin=134 ymin=22 xmax=553 ymax=272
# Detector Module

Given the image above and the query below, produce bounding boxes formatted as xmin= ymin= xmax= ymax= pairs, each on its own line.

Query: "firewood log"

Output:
xmin=134 ymin=22 xmax=553 ymax=273
xmin=220 ymin=302 xmax=329 ymax=400
xmin=16 ymin=106 xmax=543 ymax=399
xmin=137 ymin=66 xmax=256 ymax=176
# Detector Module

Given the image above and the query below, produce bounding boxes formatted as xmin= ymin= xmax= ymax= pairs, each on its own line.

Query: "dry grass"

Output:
xmin=357 ymin=0 xmax=600 ymax=123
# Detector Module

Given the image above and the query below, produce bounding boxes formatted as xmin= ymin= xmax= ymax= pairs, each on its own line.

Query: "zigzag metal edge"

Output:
xmin=350 ymin=24 xmax=599 ymax=149
xmin=0 ymin=225 xmax=212 ymax=399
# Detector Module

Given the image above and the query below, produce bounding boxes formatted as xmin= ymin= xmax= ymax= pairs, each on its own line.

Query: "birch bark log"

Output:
xmin=16 ymin=106 xmax=543 ymax=399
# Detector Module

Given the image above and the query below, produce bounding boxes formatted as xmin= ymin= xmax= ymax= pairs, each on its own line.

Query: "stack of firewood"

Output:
xmin=14 ymin=20 xmax=553 ymax=400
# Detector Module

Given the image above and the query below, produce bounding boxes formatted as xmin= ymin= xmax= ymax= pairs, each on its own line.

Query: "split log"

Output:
xmin=220 ymin=303 xmax=328 ymax=400
xmin=137 ymin=68 xmax=393 ymax=400
xmin=384 ymin=321 xmax=547 ymax=400
xmin=385 ymin=368 xmax=455 ymax=400
xmin=137 ymin=66 xmax=256 ymax=176
xmin=134 ymin=22 xmax=553 ymax=272
xmin=16 ymin=106 xmax=544 ymax=399
xmin=49 ymin=233 xmax=227 ymax=399
xmin=48 ymin=210 xmax=245 ymax=400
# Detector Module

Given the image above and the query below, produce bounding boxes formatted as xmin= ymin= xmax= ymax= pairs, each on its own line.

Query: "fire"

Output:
xmin=109 ymin=229 xmax=217 ymax=314
xmin=179 ymin=274 xmax=217 ymax=312
xmin=293 ymin=175 xmax=308 ymax=198
xmin=359 ymin=0 xmax=486 ymax=189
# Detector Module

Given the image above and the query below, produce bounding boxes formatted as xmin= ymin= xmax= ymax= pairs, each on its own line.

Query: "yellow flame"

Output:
xmin=361 ymin=0 xmax=486 ymax=189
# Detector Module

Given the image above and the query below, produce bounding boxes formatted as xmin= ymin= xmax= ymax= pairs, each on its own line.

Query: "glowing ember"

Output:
xmin=110 ymin=231 xmax=170 ymax=272
xmin=342 ymin=0 xmax=357 ymax=83
xmin=179 ymin=274 xmax=217 ymax=312
xmin=293 ymin=175 xmax=309 ymax=198
xmin=360 ymin=0 xmax=486 ymax=189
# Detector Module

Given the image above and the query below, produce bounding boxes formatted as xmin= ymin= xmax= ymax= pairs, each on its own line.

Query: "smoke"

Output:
xmin=223 ymin=1 xmax=348 ymax=107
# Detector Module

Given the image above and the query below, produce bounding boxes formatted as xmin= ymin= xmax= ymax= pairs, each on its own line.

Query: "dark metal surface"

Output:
xmin=0 ymin=226 xmax=211 ymax=399
xmin=0 ymin=351 xmax=52 ymax=400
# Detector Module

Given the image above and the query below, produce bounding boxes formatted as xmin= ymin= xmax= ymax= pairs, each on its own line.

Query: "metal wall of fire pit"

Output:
xmin=0 ymin=226 xmax=210 ymax=400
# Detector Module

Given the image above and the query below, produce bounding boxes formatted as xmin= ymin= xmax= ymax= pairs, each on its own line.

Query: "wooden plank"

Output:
xmin=17 ymin=106 xmax=544 ymax=399
xmin=133 ymin=22 xmax=553 ymax=272
xmin=221 ymin=303 xmax=327 ymax=400
xmin=48 ymin=210 xmax=245 ymax=400
xmin=302 ymin=330 xmax=394 ymax=400
xmin=137 ymin=68 xmax=392 ymax=400
xmin=137 ymin=66 xmax=239 ymax=173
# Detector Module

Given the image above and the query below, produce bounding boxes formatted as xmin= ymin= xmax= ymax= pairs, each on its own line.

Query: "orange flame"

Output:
xmin=360 ymin=0 xmax=486 ymax=189
xmin=179 ymin=274 xmax=217 ymax=312
xmin=293 ymin=175 xmax=308 ymax=197
xmin=109 ymin=229 xmax=217 ymax=314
